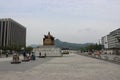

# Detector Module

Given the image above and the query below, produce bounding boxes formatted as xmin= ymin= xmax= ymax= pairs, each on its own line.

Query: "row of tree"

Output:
xmin=0 ymin=46 xmax=33 ymax=53
xmin=80 ymin=44 xmax=102 ymax=52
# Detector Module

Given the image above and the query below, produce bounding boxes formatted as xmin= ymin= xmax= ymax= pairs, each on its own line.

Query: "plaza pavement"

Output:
xmin=0 ymin=57 xmax=12 ymax=62
xmin=0 ymin=53 xmax=120 ymax=80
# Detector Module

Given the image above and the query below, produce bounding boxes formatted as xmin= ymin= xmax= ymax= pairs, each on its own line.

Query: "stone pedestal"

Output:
xmin=33 ymin=46 xmax=62 ymax=57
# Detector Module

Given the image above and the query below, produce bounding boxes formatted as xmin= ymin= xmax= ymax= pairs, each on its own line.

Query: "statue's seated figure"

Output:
xmin=43 ymin=32 xmax=55 ymax=45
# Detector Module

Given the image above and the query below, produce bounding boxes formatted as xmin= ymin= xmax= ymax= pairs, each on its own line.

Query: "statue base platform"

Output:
xmin=33 ymin=46 xmax=62 ymax=57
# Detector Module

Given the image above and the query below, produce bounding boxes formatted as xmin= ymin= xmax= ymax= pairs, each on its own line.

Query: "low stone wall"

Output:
xmin=78 ymin=52 xmax=120 ymax=64
xmin=33 ymin=46 xmax=62 ymax=57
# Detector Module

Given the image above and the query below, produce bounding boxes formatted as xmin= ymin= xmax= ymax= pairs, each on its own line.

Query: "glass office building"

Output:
xmin=0 ymin=18 xmax=26 ymax=49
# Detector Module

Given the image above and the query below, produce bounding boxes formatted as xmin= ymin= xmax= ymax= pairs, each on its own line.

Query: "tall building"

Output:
xmin=0 ymin=18 xmax=26 ymax=49
xmin=101 ymin=28 xmax=120 ymax=49
xmin=101 ymin=35 xmax=108 ymax=49
xmin=108 ymin=28 xmax=120 ymax=49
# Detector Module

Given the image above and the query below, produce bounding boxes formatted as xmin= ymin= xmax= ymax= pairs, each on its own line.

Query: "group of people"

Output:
xmin=83 ymin=50 xmax=102 ymax=57
xmin=23 ymin=52 xmax=36 ymax=61
xmin=12 ymin=51 xmax=36 ymax=63
xmin=11 ymin=51 xmax=47 ymax=64
xmin=94 ymin=51 xmax=101 ymax=57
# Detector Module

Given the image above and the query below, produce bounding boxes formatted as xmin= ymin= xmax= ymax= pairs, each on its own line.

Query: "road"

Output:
xmin=0 ymin=53 xmax=120 ymax=80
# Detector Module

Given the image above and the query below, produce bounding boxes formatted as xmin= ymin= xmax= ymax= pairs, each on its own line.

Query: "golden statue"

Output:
xmin=43 ymin=32 xmax=55 ymax=45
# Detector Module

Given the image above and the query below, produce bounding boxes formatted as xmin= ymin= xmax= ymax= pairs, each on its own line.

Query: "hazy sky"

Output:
xmin=0 ymin=0 xmax=120 ymax=45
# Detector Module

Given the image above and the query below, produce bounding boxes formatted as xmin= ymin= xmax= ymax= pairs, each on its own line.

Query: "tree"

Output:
xmin=85 ymin=44 xmax=102 ymax=52
xmin=25 ymin=46 xmax=33 ymax=52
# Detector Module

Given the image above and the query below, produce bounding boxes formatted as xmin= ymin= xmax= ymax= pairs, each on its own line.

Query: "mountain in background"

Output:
xmin=55 ymin=39 xmax=94 ymax=50
xmin=29 ymin=39 xmax=94 ymax=50
xmin=28 ymin=44 xmax=40 ymax=48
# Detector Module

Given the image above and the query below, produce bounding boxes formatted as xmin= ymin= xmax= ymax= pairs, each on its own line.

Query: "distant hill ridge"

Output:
xmin=29 ymin=39 xmax=94 ymax=50
xmin=55 ymin=39 xmax=93 ymax=50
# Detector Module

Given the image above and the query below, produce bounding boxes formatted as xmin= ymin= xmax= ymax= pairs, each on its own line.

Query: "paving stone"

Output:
xmin=0 ymin=53 xmax=120 ymax=80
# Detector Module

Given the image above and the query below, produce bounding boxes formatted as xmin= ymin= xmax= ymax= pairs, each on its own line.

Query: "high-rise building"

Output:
xmin=101 ymin=35 xmax=108 ymax=49
xmin=101 ymin=28 xmax=120 ymax=49
xmin=108 ymin=28 xmax=120 ymax=49
xmin=0 ymin=18 xmax=26 ymax=49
